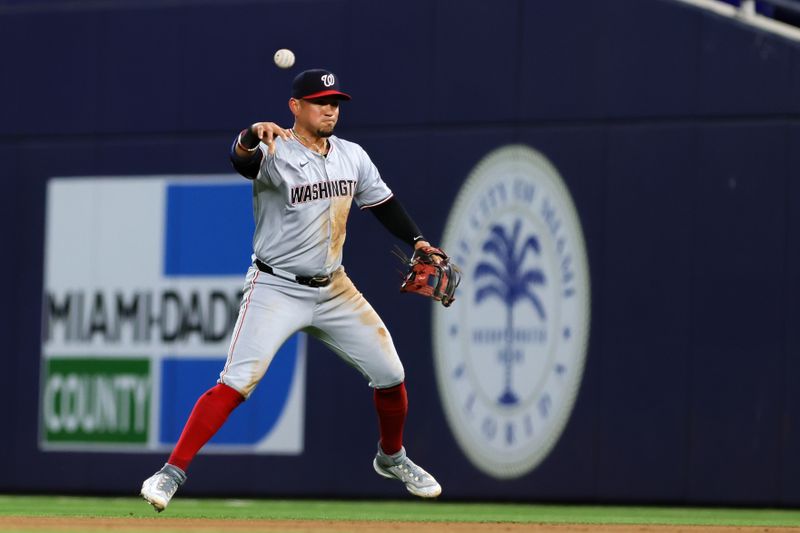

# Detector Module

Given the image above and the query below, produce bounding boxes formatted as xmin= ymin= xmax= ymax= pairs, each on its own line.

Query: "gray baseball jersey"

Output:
xmin=251 ymin=135 xmax=392 ymax=277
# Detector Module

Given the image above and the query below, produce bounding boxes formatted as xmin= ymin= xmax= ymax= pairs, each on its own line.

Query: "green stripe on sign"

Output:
xmin=42 ymin=358 xmax=150 ymax=444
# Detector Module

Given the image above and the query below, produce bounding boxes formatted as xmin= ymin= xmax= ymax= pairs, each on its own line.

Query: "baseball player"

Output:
xmin=141 ymin=69 xmax=448 ymax=511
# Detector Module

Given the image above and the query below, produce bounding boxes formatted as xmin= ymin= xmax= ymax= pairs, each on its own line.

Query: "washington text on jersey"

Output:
xmin=290 ymin=179 xmax=357 ymax=205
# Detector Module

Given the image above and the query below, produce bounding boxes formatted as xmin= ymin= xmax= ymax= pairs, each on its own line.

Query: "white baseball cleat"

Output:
xmin=140 ymin=463 xmax=186 ymax=512
xmin=373 ymin=445 xmax=442 ymax=498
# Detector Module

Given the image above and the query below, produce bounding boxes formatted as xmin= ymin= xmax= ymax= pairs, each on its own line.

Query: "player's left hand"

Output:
xmin=414 ymin=240 xmax=443 ymax=264
xmin=401 ymin=244 xmax=460 ymax=307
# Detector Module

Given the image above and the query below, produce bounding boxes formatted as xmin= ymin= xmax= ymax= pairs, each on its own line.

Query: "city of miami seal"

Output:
xmin=433 ymin=145 xmax=590 ymax=479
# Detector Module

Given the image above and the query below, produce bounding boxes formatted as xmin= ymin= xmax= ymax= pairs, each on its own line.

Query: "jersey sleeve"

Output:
xmin=353 ymin=146 xmax=393 ymax=209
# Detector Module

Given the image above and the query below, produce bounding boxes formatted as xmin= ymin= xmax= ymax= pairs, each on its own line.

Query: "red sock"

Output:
xmin=167 ymin=383 xmax=244 ymax=471
xmin=374 ymin=382 xmax=408 ymax=455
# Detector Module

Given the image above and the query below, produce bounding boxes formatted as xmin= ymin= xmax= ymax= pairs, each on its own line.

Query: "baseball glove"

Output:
xmin=400 ymin=246 xmax=461 ymax=307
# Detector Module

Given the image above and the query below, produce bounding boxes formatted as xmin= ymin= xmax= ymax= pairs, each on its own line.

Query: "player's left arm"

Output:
xmin=353 ymin=147 xmax=430 ymax=248
xmin=365 ymin=197 xmax=428 ymax=248
xmin=358 ymin=160 xmax=457 ymax=303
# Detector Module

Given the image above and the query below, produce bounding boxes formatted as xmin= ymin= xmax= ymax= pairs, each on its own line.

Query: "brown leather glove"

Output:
xmin=400 ymin=246 xmax=460 ymax=307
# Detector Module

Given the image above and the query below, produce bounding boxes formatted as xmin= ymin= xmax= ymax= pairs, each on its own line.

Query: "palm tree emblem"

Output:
xmin=474 ymin=219 xmax=546 ymax=406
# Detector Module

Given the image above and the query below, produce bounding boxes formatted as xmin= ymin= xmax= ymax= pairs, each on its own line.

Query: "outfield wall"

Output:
xmin=2 ymin=0 xmax=800 ymax=505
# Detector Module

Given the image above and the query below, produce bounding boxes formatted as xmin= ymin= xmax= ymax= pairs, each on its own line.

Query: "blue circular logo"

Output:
xmin=433 ymin=145 xmax=590 ymax=479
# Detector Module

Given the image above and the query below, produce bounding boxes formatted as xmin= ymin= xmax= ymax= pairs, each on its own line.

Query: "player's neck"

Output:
xmin=291 ymin=124 xmax=328 ymax=155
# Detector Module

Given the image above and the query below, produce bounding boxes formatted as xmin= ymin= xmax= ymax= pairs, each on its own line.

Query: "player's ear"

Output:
xmin=288 ymin=98 xmax=300 ymax=116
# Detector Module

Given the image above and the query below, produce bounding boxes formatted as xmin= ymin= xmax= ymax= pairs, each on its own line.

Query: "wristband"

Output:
xmin=238 ymin=128 xmax=260 ymax=151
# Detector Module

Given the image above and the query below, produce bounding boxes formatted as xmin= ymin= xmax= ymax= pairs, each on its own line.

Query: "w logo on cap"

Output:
xmin=321 ymin=74 xmax=335 ymax=87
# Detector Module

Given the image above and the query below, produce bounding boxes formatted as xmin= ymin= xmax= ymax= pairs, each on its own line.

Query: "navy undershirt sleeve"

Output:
xmin=366 ymin=196 xmax=424 ymax=247
xmin=229 ymin=135 xmax=263 ymax=180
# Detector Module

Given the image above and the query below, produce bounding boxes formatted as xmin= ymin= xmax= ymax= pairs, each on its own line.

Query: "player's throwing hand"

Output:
xmin=250 ymin=122 xmax=291 ymax=154
xmin=234 ymin=122 xmax=291 ymax=156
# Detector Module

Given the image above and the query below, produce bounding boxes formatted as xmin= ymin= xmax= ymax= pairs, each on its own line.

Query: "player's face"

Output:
xmin=297 ymin=97 xmax=340 ymax=137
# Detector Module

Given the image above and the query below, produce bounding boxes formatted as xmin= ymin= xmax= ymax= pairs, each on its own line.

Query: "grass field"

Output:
xmin=2 ymin=495 xmax=800 ymax=532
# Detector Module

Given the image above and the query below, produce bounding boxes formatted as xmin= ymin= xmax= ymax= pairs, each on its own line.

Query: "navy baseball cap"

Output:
xmin=291 ymin=69 xmax=351 ymax=101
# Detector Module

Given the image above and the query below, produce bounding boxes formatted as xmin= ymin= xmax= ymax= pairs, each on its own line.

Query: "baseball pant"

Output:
xmin=219 ymin=265 xmax=405 ymax=398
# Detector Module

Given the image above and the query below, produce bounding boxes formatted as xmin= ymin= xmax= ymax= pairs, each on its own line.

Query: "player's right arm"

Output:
xmin=230 ymin=122 xmax=291 ymax=179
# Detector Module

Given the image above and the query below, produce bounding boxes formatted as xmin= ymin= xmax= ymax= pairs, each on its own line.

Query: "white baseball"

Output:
xmin=273 ymin=48 xmax=295 ymax=69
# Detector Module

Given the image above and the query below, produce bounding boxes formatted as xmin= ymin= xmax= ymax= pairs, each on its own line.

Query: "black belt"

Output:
xmin=255 ymin=259 xmax=332 ymax=288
